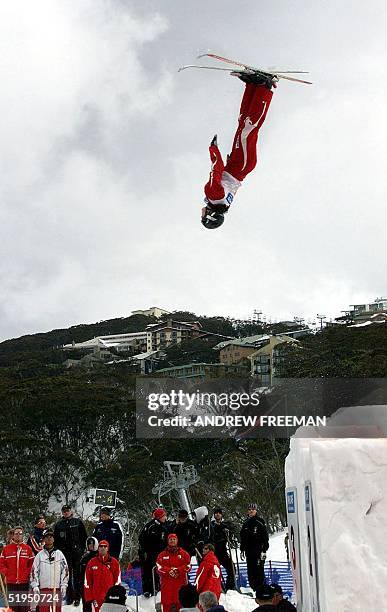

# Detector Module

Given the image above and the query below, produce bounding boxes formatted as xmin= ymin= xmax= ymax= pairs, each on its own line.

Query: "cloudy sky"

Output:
xmin=1 ymin=0 xmax=386 ymax=341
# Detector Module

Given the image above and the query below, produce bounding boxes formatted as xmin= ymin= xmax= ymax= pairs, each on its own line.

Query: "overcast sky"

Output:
xmin=1 ymin=0 xmax=386 ymax=341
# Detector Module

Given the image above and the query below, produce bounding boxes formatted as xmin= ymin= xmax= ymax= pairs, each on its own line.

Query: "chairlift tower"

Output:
xmin=151 ymin=461 xmax=200 ymax=514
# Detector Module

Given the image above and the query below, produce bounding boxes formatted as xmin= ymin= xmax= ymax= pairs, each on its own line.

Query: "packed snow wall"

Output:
xmin=285 ymin=406 xmax=387 ymax=611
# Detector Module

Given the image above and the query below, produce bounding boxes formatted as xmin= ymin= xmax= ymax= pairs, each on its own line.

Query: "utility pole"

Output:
xmin=293 ymin=316 xmax=305 ymax=327
xmin=316 ymin=314 xmax=326 ymax=331
xmin=253 ymin=309 xmax=262 ymax=323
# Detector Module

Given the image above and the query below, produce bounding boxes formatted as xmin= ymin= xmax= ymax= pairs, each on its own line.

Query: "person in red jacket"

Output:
xmin=0 ymin=526 xmax=34 ymax=612
xmin=84 ymin=540 xmax=121 ymax=612
xmin=201 ymin=72 xmax=276 ymax=230
xmin=156 ymin=534 xmax=191 ymax=612
xmin=195 ymin=544 xmax=222 ymax=601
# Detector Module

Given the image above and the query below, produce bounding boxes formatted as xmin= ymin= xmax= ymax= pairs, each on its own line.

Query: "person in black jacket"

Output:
xmin=54 ymin=504 xmax=88 ymax=605
xmin=138 ymin=508 xmax=168 ymax=597
xmin=240 ymin=503 xmax=269 ymax=592
xmin=92 ymin=507 xmax=123 ymax=560
xmin=251 ymin=584 xmax=278 ymax=611
xmin=271 ymin=584 xmax=297 ymax=611
xmin=210 ymin=508 xmax=236 ymax=591
xmin=167 ymin=509 xmax=198 ymax=557
xmin=79 ymin=537 xmax=99 ymax=612
xmin=27 ymin=516 xmax=46 ymax=556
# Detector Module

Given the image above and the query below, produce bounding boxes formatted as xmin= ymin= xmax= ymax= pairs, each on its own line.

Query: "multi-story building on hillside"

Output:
xmin=248 ymin=335 xmax=299 ymax=386
xmin=213 ymin=334 xmax=273 ymax=365
xmin=62 ymin=319 xmax=231 ymax=361
xmin=146 ymin=319 xmax=203 ymax=352
xmin=330 ymin=297 xmax=387 ymax=326
xmin=348 ymin=297 xmax=387 ymax=317
xmin=212 ymin=333 xmax=299 ymax=385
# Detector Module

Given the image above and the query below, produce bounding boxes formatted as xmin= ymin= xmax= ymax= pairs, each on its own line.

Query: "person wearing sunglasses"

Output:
xmin=84 ymin=541 xmax=121 ymax=612
xmin=0 ymin=526 xmax=34 ymax=612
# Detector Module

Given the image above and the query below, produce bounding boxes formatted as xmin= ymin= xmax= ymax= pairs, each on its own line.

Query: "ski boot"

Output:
xmin=231 ymin=70 xmax=278 ymax=89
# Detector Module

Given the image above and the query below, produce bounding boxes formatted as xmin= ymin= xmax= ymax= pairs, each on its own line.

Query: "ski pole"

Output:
xmin=0 ymin=574 xmax=8 ymax=608
xmin=126 ymin=587 xmax=139 ymax=612
xmin=152 ymin=565 xmax=157 ymax=611
xmin=234 ymin=543 xmax=241 ymax=590
xmin=52 ymin=556 xmax=57 ymax=612
xmin=225 ymin=534 xmax=239 ymax=593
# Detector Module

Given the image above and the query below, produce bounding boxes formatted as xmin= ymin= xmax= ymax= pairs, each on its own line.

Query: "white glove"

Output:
xmin=33 ymin=587 xmax=40 ymax=595
xmin=261 ymin=552 xmax=267 ymax=561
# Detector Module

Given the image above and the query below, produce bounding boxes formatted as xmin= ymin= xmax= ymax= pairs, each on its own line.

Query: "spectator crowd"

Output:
xmin=0 ymin=502 xmax=295 ymax=612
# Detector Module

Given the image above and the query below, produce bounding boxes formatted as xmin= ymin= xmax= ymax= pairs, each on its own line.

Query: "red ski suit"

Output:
xmin=204 ymin=83 xmax=273 ymax=207
xmin=156 ymin=546 xmax=191 ymax=612
xmin=0 ymin=542 xmax=34 ymax=584
xmin=195 ymin=550 xmax=222 ymax=600
xmin=84 ymin=553 xmax=121 ymax=611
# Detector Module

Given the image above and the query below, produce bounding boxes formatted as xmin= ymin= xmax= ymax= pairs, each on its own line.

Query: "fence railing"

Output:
xmin=122 ymin=560 xmax=293 ymax=600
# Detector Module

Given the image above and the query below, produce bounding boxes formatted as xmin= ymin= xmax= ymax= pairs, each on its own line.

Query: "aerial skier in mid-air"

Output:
xmin=201 ymin=71 xmax=276 ymax=229
xmin=179 ymin=53 xmax=312 ymax=230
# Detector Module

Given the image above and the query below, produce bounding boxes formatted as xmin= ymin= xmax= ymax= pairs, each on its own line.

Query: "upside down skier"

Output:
xmin=201 ymin=72 xmax=277 ymax=230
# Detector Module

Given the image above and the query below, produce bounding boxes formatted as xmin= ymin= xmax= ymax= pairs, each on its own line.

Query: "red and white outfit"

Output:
xmin=84 ymin=548 xmax=121 ymax=612
xmin=0 ymin=541 xmax=34 ymax=585
xmin=156 ymin=545 xmax=191 ymax=612
xmin=204 ymin=84 xmax=273 ymax=208
xmin=0 ymin=541 xmax=34 ymax=612
xmin=195 ymin=550 xmax=222 ymax=601
xmin=30 ymin=547 xmax=69 ymax=612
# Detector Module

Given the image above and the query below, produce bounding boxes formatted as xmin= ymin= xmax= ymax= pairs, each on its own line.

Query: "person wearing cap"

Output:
xmin=100 ymin=584 xmax=128 ymax=612
xmin=92 ymin=508 xmax=124 ymax=561
xmin=0 ymin=526 xmax=34 ymax=612
xmin=156 ymin=534 xmax=191 ymax=612
xmin=53 ymin=504 xmax=87 ymax=605
xmin=27 ymin=516 xmax=46 ymax=556
xmin=270 ymin=584 xmax=296 ymax=611
xmin=138 ymin=508 xmax=168 ymax=597
xmin=195 ymin=544 xmax=221 ymax=601
xmin=30 ymin=528 xmax=69 ymax=612
xmin=240 ymin=504 xmax=269 ymax=592
xmin=251 ymin=584 xmax=277 ymax=611
xmin=80 ymin=537 xmax=99 ymax=612
xmin=168 ymin=509 xmax=198 ymax=557
xmin=84 ymin=540 xmax=121 ymax=612
xmin=209 ymin=508 xmax=236 ymax=591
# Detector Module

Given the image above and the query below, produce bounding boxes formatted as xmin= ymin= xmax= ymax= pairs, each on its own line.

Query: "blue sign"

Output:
xmin=287 ymin=491 xmax=296 ymax=513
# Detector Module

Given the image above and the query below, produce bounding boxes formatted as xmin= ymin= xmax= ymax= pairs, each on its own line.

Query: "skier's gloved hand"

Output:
xmin=260 ymin=552 xmax=267 ymax=562
xmin=33 ymin=587 xmax=40 ymax=595
xmin=210 ymin=134 xmax=218 ymax=147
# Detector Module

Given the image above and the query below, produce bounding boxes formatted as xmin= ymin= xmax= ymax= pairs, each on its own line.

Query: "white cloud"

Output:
xmin=0 ymin=0 xmax=386 ymax=340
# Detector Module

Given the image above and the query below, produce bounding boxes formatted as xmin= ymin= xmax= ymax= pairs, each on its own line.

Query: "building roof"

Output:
xmin=62 ymin=331 xmax=147 ymax=350
xmin=131 ymin=350 xmax=163 ymax=360
xmin=213 ymin=334 xmax=271 ymax=350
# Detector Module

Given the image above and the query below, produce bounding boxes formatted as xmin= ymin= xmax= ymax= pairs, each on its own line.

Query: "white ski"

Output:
xmin=195 ymin=52 xmax=313 ymax=85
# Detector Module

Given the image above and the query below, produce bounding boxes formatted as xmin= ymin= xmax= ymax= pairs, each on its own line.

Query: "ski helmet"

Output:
xmin=201 ymin=206 xmax=225 ymax=230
